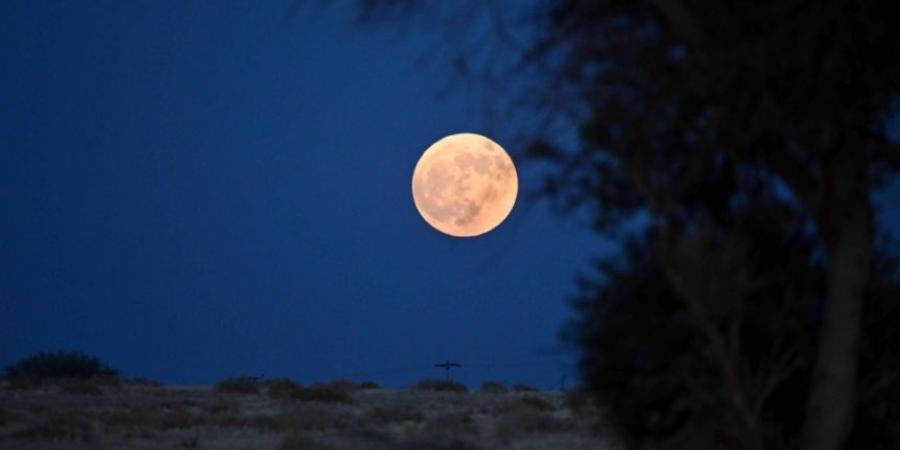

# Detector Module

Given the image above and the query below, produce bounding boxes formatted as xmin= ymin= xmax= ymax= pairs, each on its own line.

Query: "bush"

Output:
xmin=127 ymin=377 xmax=162 ymax=387
xmin=517 ymin=395 xmax=556 ymax=412
xmin=4 ymin=351 xmax=118 ymax=383
xmin=319 ymin=379 xmax=360 ymax=392
xmin=511 ymin=384 xmax=538 ymax=392
xmin=290 ymin=384 xmax=354 ymax=404
xmin=260 ymin=380 xmax=355 ymax=404
xmin=414 ymin=379 xmax=468 ymax=393
xmin=479 ymin=381 xmax=508 ymax=394
xmin=263 ymin=378 xmax=304 ymax=399
xmin=359 ymin=380 xmax=380 ymax=389
xmin=214 ymin=376 xmax=259 ymax=394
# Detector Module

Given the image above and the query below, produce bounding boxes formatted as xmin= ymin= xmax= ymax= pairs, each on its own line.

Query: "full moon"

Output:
xmin=412 ymin=133 xmax=518 ymax=237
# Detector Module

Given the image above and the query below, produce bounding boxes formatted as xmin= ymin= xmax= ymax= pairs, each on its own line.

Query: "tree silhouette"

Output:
xmin=529 ymin=4 xmax=899 ymax=449
xmin=338 ymin=1 xmax=900 ymax=448
xmin=564 ymin=193 xmax=900 ymax=449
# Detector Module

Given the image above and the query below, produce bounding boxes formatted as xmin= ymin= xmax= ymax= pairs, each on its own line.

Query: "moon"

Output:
xmin=412 ymin=133 xmax=518 ymax=237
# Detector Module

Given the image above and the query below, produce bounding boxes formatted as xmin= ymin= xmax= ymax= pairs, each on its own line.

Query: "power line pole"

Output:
xmin=434 ymin=360 xmax=461 ymax=381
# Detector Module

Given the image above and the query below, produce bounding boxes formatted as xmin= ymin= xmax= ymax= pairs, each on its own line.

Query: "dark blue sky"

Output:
xmin=0 ymin=1 xmax=607 ymax=388
xmin=2 ymin=1 xmax=898 ymax=390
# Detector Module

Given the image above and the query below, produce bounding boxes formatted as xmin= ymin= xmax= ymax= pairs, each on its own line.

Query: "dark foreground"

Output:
xmin=0 ymin=381 xmax=613 ymax=449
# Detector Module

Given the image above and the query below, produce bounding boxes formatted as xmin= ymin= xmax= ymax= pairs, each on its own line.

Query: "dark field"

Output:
xmin=0 ymin=380 xmax=613 ymax=449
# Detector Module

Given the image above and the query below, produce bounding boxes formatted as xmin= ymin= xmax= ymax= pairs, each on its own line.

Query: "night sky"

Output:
xmin=0 ymin=1 xmax=605 ymax=388
xmin=2 ymin=1 xmax=898 ymax=390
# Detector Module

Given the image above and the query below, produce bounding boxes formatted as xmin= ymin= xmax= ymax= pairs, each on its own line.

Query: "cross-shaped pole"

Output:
xmin=434 ymin=360 xmax=461 ymax=381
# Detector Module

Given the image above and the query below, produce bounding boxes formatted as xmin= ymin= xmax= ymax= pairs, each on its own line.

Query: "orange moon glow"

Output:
xmin=412 ymin=133 xmax=518 ymax=237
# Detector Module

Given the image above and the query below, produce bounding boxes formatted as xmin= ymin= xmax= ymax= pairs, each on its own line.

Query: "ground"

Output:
xmin=0 ymin=380 xmax=615 ymax=449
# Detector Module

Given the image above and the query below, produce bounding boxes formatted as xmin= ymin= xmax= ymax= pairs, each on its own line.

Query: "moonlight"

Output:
xmin=412 ymin=133 xmax=518 ymax=237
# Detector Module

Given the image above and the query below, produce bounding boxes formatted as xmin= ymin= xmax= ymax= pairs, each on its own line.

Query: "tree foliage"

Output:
xmin=534 ymin=0 xmax=899 ymax=226
xmin=565 ymin=201 xmax=900 ymax=449
xmin=529 ymin=3 xmax=900 ymax=449
xmin=341 ymin=1 xmax=900 ymax=449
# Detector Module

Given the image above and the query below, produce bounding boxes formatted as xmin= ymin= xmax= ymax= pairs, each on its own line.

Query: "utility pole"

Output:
xmin=434 ymin=360 xmax=461 ymax=381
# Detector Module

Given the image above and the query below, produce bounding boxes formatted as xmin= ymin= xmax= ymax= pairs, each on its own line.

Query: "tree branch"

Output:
xmin=649 ymin=0 xmax=704 ymax=45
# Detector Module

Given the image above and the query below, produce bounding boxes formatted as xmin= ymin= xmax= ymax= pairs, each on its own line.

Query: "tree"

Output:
xmin=564 ymin=219 xmax=816 ymax=449
xmin=339 ymin=1 xmax=900 ymax=448
xmin=564 ymin=190 xmax=900 ymax=449
xmin=530 ymin=3 xmax=899 ymax=449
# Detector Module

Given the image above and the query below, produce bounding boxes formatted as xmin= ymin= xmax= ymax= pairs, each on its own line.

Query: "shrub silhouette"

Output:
xmin=290 ymin=383 xmax=354 ymax=404
xmin=262 ymin=378 xmax=303 ymax=399
xmin=318 ymin=379 xmax=360 ymax=392
xmin=4 ymin=351 xmax=118 ymax=383
xmin=479 ymin=381 xmax=508 ymax=394
xmin=214 ymin=376 xmax=259 ymax=394
xmin=511 ymin=384 xmax=537 ymax=393
xmin=127 ymin=377 xmax=162 ymax=387
xmin=260 ymin=378 xmax=355 ymax=404
xmin=359 ymin=380 xmax=380 ymax=389
xmin=414 ymin=379 xmax=468 ymax=393
xmin=517 ymin=395 xmax=556 ymax=412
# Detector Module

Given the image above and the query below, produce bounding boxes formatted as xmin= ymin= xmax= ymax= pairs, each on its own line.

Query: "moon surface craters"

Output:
xmin=412 ymin=133 xmax=518 ymax=237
